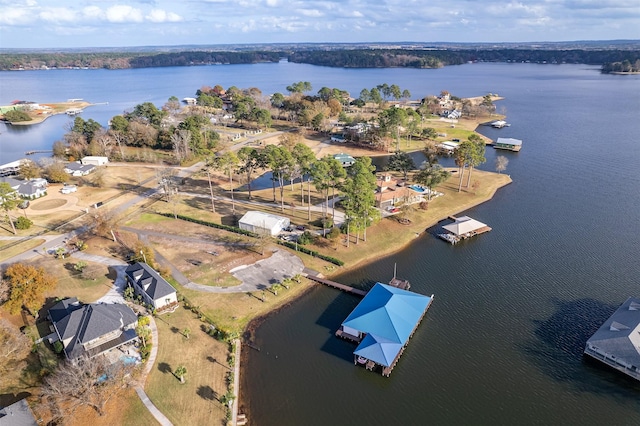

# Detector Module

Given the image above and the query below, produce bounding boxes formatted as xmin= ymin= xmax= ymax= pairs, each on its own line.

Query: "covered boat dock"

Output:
xmin=336 ymin=283 xmax=434 ymax=377
xmin=438 ymin=216 xmax=491 ymax=244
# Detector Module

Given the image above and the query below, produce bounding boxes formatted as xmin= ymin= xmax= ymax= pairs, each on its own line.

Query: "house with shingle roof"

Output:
xmin=0 ymin=176 xmax=47 ymax=199
xmin=125 ymin=262 xmax=178 ymax=312
xmin=64 ymin=162 xmax=96 ymax=176
xmin=584 ymin=297 xmax=640 ymax=381
xmin=47 ymin=297 xmax=138 ymax=360
xmin=0 ymin=398 xmax=37 ymax=426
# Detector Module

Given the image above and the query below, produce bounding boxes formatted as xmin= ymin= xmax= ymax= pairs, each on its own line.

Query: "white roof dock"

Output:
xmin=442 ymin=216 xmax=488 ymax=236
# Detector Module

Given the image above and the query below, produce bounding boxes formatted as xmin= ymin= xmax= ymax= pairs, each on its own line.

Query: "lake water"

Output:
xmin=2 ymin=62 xmax=640 ymax=425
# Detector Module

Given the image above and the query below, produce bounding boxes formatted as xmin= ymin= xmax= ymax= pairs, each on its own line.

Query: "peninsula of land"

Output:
xmin=0 ymin=100 xmax=92 ymax=125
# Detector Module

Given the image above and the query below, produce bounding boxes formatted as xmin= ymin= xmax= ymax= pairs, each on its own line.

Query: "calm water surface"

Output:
xmin=1 ymin=62 xmax=640 ymax=425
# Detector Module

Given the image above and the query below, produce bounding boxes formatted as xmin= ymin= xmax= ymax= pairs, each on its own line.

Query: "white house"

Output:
xmin=125 ymin=263 xmax=178 ymax=312
xmin=64 ymin=162 xmax=96 ymax=176
xmin=238 ymin=211 xmax=290 ymax=237
xmin=0 ymin=176 xmax=48 ymax=199
xmin=81 ymin=156 xmax=109 ymax=166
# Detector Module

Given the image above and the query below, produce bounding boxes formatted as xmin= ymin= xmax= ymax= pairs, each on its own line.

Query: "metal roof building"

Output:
xmin=338 ymin=283 xmax=433 ymax=376
xmin=238 ymin=211 xmax=290 ymax=237
xmin=584 ymin=297 xmax=640 ymax=381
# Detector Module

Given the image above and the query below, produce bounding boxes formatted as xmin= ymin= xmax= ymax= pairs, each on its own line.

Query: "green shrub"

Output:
xmin=3 ymin=109 xmax=32 ymax=122
xmin=15 ymin=216 xmax=33 ymax=230
xmin=52 ymin=340 xmax=64 ymax=354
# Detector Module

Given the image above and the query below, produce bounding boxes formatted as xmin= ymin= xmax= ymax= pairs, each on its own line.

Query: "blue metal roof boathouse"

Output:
xmin=336 ymin=283 xmax=434 ymax=377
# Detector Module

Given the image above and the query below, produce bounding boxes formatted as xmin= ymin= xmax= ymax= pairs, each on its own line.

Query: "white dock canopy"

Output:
xmin=443 ymin=216 xmax=487 ymax=236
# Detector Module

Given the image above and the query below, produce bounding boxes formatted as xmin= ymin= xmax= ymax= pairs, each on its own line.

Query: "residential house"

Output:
xmin=238 ymin=211 xmax=290 ymax=237
xmin=0 ymin=176 xmax=47 ymax=199
xmin=48 ymin=298 xmax=138 ymax=360
xmin=64 ymin=162 xmax=96 ymax=176
xmin=376 ymin=174 xmax=414 ymax=209
xmin=125 ymin=263 xmax=178 ymax=311
xmin=584 ymin=297 xmax=640 ymax=381
xmin=333 ymin=152 xmax=355 ymax=167
xmin=0 ymin=398 xmax=37 ymax=426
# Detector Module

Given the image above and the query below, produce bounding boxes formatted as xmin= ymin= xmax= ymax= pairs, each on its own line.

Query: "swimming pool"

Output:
xmin=409 ymin=185 xmax=426 ymax=193
xmin=120 ymin=355 xmax=140 ymax=365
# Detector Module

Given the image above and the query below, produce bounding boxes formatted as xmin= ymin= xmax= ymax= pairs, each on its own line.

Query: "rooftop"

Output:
xmin=341 ymin=283 xmax=432 ymax=368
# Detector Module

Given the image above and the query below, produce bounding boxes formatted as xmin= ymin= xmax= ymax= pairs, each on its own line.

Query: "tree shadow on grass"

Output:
xmin=522 ymin=297 xmax=640 ymax=398
xmin=197 ymin=385 xmax=218 ymax=402
xmin=158 ymin=362 xmax=172 ymax=374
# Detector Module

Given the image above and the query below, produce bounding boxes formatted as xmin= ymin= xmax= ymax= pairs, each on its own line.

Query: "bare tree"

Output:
xmin=42 ymin=356 xmax=132 ymax=418
xmin=495 ymin=156 xmax=509 ymax=174
xmin=0 ymin=319 xmax=31 ymax=375
xmin=171 ymin=129 xmax=191 ymax=163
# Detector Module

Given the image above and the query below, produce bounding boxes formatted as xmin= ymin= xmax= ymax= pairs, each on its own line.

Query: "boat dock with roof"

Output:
xmin=336 ymin=283 xmax=433 ymax=377
xmin=438 ymin=215 xmax=491 ymax=244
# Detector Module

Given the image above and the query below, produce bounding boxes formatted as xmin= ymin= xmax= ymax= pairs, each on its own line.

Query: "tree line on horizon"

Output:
xmin=0 ymin=48 xmax=637 ymax=71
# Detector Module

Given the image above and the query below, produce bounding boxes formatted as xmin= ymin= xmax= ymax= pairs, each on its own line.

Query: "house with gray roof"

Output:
xmin=48 ymin=297 xmax=138 ymax=360
xmin=64 ymin=162 xmax=96 ymax=176
xmin=0 ymin=398 xmax=37 ymax=426
xmin=125 ymin=263 xmax=178 ymax=312
xmin=0 ymin=176 xmax=47 ymax=199
xmin=584 ymin=297 xmax=640 ymax=381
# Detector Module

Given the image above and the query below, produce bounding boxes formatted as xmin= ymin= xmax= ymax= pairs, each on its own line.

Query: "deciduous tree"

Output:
xmin=3 ymin=263 xmax=57 ymax=315
xmin=42 ymin=356 xmax=132 ymax=418
xmin=0 ymin=319 xmax=31 ymax=375
xmin=495 ymin=155 xmax=509 ymax=174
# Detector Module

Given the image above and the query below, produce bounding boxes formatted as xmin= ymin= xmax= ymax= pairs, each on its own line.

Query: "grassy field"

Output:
xmin=145 ymin=306 xmax=231 ymax=426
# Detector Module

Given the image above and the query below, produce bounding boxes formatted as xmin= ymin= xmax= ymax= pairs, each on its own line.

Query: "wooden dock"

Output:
xmin=305 ymin=274 xmax=367 ymax=296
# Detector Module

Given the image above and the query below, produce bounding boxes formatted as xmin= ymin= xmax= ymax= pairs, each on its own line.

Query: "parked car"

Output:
xmin=296 ymin=225 xmax=306 ymax=231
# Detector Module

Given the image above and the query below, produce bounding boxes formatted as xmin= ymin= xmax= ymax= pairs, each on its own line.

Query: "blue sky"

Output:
xmin=1 ymin=0 xmax=639 ymax=49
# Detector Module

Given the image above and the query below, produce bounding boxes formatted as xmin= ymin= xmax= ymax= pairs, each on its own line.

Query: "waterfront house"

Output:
xmin=336 ymin=283 xmax=433 ymax=376
xmin=125 ymin=262 xmax=178 ymax=312
xmin=494 ymin=137 xmax=522 ymax=152
xmin=238 ymin=210 xmax=290 ymax=237
xmin=48 ymin=298 xmax=138 ymax=360
xmin=0 ymin=398 xmax=37 ymax=426
xmin=333 ymin=152 xmax=355 ymax=167
xmin=584 ymin=297 xmax=640 ymax=381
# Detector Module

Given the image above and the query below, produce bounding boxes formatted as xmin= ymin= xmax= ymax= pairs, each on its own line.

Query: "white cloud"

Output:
xmin=0 ymin=7 xmax=33 ymax=25
xmin=83 ymin=6 xmax=105 ymax=20
xmin=298 ymin=9 xmax=324 ymax=18
xmin=105 ymin=5 xmax=144 ymax=23
xmin=146 ymin=9 xmax=183 ymax=23
xmin=39 ymin=7 xmax=78 ymax=23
